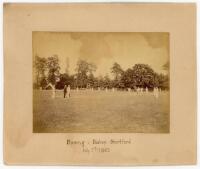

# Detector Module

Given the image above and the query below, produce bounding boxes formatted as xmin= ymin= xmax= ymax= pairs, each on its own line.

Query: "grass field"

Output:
xmin=33 ymin=90 xmax=169 ymax=133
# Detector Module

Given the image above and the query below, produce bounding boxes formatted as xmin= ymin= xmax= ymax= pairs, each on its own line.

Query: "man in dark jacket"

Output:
xmin=64 ymin=85 xmax=67 ymax=98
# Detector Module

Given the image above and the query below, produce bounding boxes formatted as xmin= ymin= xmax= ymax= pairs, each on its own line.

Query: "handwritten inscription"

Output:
xmin=66 ymin=139 xmax=132 ymax=153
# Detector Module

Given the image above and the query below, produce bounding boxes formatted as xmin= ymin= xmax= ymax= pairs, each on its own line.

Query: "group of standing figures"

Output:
xmin=47 ymin=84 xmax=161 ymax=99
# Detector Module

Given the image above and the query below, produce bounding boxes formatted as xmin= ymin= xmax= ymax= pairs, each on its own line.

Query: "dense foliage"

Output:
xmin=34 ymin=55 xmax=169 ymax=90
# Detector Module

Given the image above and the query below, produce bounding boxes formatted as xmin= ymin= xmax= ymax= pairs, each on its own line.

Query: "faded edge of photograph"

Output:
xmin=33 ymin=32 xmax=170 ymax=133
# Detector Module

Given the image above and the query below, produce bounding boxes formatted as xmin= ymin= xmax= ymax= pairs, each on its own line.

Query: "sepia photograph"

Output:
xmin=4 ymin=3 xmax=197 ymax=165
xmin=33 ymin=32 xmax=170 ymax=133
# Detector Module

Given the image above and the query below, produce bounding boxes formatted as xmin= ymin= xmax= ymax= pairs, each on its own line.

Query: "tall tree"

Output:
xmin=121 ymin=68 xmax=135 ymax=88
xmin=103 ymin=74 xmax=112 ymax=88
xmin=131 ymin=64 xmax=155 ymax=88
xmin=75 ymin=59 xmax=97 ymax=88
xmin=111 ymin=62 xmax=124 ymax=79
xmin=47 ymin=55 xmax=60 ymax=85
xmin=88 ymin=73 xmax=95 ymax=88
xmin=111 ymin=62 xmax=124 ymax=88
xmin=97 ymin=75 xmax=104 ymax=88
xmin=34 ymin=55 xmax=47 ymax=88
xmin=156 ymin=73 xmax=169 ymax=89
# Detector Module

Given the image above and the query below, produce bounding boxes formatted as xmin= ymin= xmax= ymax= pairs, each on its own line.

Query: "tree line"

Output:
xmin=34 ymin=55 xmax=169 ymax=91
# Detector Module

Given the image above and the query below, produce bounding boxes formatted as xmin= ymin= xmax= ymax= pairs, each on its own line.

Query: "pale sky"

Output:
xmin=33 ymin=32 xmax=169 ymax=77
